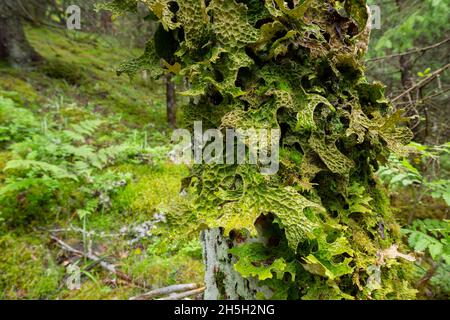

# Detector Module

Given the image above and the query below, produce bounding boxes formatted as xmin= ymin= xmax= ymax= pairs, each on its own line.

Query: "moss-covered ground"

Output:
xmin=0 ymin=27 xmax=203 ymax=300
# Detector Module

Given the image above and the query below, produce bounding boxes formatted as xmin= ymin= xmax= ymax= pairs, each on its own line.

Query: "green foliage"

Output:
xmin=403 ymin=219 xmax=450 ymax=297
xmin=0 ymin=96 xmax=40 ymax=146
xmin=19 ymin=26 xmax=169 ymax=128
xmin=377 ymin=142 xmax=450 ymax=206
xmin=377 ymin=155 xmax=422 ymax=189
xmin=368 ymin=0 xmax=449 ymax=55
xmin=404 ymin=219 xmax=449 ymax=263
xmin=376 ymin=139 xmax=449 ymax=298
xmin=121 ymin=249 xmax=204 ymax=288
xmin=0 ymin=93 xmax=168 ymax=226
xmin=0 ymin=26 xmax=203 ymax=299
xmin=366 ymin=0 xmax=449 ymax=148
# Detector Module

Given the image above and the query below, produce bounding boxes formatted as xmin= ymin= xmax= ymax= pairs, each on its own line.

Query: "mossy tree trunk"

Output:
xmin=106 ymin=0 xmax=417 ymax=300
xmin=0 ymin=0 xmax=41 ymax=67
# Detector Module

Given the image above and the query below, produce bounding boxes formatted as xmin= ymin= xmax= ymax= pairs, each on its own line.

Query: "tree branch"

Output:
xmin=50 ymin=235 xmax=132 ymax=283
xmin=367 ymin=38 xmax=450 ymax=62
xmin=392 ymin=63 xmax=450 ymax=103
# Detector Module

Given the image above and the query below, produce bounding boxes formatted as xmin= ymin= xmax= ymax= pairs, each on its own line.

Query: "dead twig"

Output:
xmin=129 ymin=283 xmax=201 ymax=300
xmin=50 ymin=235 xmax=132 ymax=283
xmin=47 ymin=226 xmax=122 ymax=238
xmin=157 ymin=287 xmax=206 ymax=300
xmin=392 ymin=63 xmax=450 ymax=103
xmin=367 ymin=38 xmax=450 ymax=62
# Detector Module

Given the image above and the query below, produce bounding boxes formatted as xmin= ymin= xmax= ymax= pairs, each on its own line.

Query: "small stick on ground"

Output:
xmin=157 ymin=287 xmax=206 ymax=300
xmin=129 ymin=283 xmax=200 ymax=300
xmin=50 ymin=234 xmax=132 ymax=283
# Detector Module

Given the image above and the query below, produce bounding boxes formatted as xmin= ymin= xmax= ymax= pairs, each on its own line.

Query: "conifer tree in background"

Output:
xmin=0 ymin=0 xmax=42 ymax=66
xmin=104 ymin=0 xmax=417 ymax=299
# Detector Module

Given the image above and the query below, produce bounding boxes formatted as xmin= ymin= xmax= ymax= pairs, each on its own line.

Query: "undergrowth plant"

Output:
xmin=103 ymin=0 xmax=418 ymax=299
xmin=0 ymin=93 xmax=168 ymax=227
xmin=404 ymin=218 xmax=450 ymax=298
xmin=377 ymin=142 xmax=450 ymax=209
xmin=377 ymin=142 xmax=449 ymax=298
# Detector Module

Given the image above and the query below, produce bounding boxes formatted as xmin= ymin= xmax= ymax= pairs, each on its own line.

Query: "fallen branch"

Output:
xmin=157 ymin=287 xmax=206 ymax=300
xmin=46 ymin=226 xmax=122 ymax=238
xmin=130 ymin=283 xmax=200 ymax=300
xmin=50 ymin=235 xmax=132 ymax=283
xmin=416 ymin=260 xmax=438 ymax=289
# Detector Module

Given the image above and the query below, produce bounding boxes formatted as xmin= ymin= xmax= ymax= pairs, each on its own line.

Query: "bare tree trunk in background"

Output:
xmin=20 ymin=0 xmax=48 ymax=25
xmin=395 ymin=0 xmax=421 ymax=140
xmin=399 ymin=55 xmax=414 ymax=92
xmin=395 ymin=0 xmax=414 ymax=100
xmin=100 ymin=10 xmax=114 ymax=34
xmin=165 ymin=74 xmax=176 ymax=128
xmin=0 ymin=0 xmax=42 ymax=66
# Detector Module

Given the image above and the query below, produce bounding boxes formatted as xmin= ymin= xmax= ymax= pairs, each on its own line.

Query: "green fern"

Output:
xmin=4 ymin=160 xmax=78 ymax=181
xmin=403 ymin=219 xmax=449 ymax=263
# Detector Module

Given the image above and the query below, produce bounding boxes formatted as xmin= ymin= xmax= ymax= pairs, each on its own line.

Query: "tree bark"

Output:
xmin=100 ymin=10 xmax=114 ymax=34
xmin=165 ymin=74 xmax=176 ymax=128
xmin=201 ymin=228 xmax=267 ymax=300
xmin=0 ymin=0 xmax=42 ymax=67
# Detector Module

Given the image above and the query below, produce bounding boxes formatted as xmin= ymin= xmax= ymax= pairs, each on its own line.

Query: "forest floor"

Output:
xmin=0 ymin=27 xmax=203 ymax=299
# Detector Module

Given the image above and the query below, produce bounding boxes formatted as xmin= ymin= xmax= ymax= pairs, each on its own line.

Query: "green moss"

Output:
xmin=112 ymin=163 xmax=189 ymax=217
xmin=215 ymin=270 xmax=226 ymax=299
xmin=0 ymin=26 xmax=170 ymax=128
xmin=0 ymin=234 xmax=63 ymax=299
xmin=0 ymin=24 xmax=201 ymax=300
xmin=40 ymin=59 xmax=88 ymax=85
xmin=121 ymin=253 xmax=204 ymax=288
xmin=61 ymin=281 xmax=136 ymax=300
xmin=0 ymin=151 xmax=11 ymax=177
xmin=0 ymin=76 xmax=40 ymax=106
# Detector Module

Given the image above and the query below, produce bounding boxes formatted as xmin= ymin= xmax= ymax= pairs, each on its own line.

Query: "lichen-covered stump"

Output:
xmin=106 ymin=0 xmax=418 ymax=300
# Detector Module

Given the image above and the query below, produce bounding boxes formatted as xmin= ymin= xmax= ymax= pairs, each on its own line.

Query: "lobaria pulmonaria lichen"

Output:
xmin=103 ymin=0 xmax=417 ymax=300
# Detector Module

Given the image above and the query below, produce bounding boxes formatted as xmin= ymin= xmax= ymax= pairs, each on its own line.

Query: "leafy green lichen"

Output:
xmin=106 ymin=0 xmax=417 ymax=299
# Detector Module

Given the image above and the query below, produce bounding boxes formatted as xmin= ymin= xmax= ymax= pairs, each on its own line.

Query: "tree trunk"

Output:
xmin=100 ymin=10 xmax=114 ymax=34
xmin=197 ymin=4 xmax=400 ymax=301
xmin=396 ymin=0 xmax=422 ymax=141
xmin=165 ymin=74 xmax=176 ymax=128
xmin=0 ymin=0 xmax=42 ymax=67
xmin=113 ymin=0 xmax=417 ymax=299
xmin=21 ymin=0 xmax=48 ymax=25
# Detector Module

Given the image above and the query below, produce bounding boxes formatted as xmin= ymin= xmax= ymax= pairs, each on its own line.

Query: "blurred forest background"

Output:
xmin=0 ymin=0 xmax=448 ymax=299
